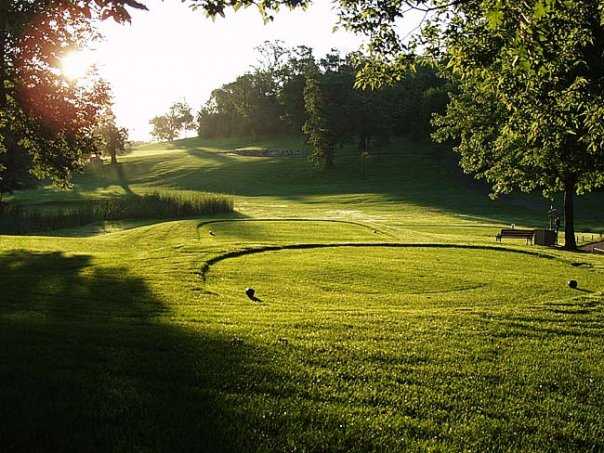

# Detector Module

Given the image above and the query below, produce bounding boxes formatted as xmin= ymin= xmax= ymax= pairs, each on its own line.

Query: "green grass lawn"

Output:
xmin=9 ymin=135 xmax=604 ymax=229
xmin=2 ymin=136 xmax=604 ymax=451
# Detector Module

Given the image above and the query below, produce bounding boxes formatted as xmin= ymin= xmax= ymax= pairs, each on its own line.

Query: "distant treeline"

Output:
xmin=197 ymin=42 xmax=450 ymax=167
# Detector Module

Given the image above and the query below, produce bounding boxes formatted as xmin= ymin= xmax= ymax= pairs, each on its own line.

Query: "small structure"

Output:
xmin=534 ymin=229 xmax=557 ymax=246
xmin=531 ymin=205 xmax=561 ymax=246
xmin=548 ymin=206 xmax=561 ymax=232
xmin=88 ymin=153 xmax=103 ymax=169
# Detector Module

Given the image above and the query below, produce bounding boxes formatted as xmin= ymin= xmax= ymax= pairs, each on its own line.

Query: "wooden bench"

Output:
xmin=496 ymin=229 xmax=535 ymax=244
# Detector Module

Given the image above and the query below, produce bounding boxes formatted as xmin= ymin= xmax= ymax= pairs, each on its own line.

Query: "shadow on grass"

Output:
xmin=1 ymin=251 xmax=604 ymax=450
xmin=114 ymin=163 xmax=133 ymax=194
xmin=115 ymin=143 xmax=604 ymax=227
xmin=11 ymin=138 xmax=604 ymax=230
xmin=0 ymin=251 xmax=284 ymax=452
xmin=483 ymin=300 xmax=604 ymax=339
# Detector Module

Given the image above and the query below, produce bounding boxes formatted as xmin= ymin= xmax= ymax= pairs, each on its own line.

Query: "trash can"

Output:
xmin=534 ymin=229 xmax=557 ymax=246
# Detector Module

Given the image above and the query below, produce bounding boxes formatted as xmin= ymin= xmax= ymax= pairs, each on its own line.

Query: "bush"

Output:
xmin=0 ymin=192 xmax=234 ymax=234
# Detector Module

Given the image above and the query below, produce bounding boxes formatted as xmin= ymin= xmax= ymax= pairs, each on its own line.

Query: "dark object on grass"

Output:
xmin=209 ymin=230 xmax=215 ymax=236
xmin=496 ymin=228 xmax=535 ymax=244
xmin=245 ymin=287 xmax=261 ymax=302
xmin=568 ymin=280 xmax=578 ymax=289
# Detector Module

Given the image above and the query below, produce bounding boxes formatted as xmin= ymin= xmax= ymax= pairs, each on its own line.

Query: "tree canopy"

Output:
xmin=0 ymin=1 xmax=146 ymax=197
xmin=150 ymin=101 xmax=195 ymax=142
xmin=197 ymin=43 xmax=447 ymax=168
xmin=95 ymin=108 xmax=129 ymax=165
xmin=425 ymin=1 xmax=604 ymax=249
xmin=282 ymin=0 xmax=603 ymax=250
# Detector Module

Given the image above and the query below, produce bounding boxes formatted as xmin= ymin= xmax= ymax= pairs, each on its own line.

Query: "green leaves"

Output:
xmin=302 ymin=66 xmax=337 ymax=169
xmin=486 ymin=9 xmax=504 ymax=29
xmin=534 ymin=0 xmax=547 ymax=20
xmin=428 ymin=0 xmax=604 ymax=248
xmin=534 ymin=0 xmax=558 ymax=20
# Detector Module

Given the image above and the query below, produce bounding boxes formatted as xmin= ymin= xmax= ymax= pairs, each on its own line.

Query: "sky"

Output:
xmin=83 ymin=0 xmax=369 ymax=141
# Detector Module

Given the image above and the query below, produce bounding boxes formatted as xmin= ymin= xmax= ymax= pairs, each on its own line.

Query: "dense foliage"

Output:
xmin=95 ymin=108 xmax=129 ymax=165
xmin=430 ymin=0 xmax=604 ymax=250
xmin=302 ymin=65 xmax=338 ymax=169
xmin=150 ymin=101 xmax=195 ymax=142
xmin=0 ymin=1 xmax=146 ymax=198
xmin=197 ymin=42 xmax=449 ymax=168
xmin=334 ymin=0 xmax=604 ymax=249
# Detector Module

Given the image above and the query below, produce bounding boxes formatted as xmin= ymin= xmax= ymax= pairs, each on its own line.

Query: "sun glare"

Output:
xmin=60 ymin=50 xmax=94 ymax=80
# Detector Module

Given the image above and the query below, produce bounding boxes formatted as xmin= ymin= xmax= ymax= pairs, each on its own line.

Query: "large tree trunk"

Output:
xmin=563 ymin=178 xmax=577 ymax=251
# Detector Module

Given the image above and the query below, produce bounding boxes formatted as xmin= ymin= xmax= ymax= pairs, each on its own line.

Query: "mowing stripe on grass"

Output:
xmin=196 ymin=218 xmax=397 ymax=240
xmin=198 ymin=242 xmax=564 ymax=280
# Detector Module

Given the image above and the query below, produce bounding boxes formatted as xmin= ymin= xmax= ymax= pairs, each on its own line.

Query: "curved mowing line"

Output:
xmin=196 ymin=218 xmax=397 ymax=240
xmin=197 ymin=242 xmax=563 ymax=280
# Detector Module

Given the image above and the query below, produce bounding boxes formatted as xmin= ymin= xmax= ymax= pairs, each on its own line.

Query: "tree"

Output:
xmin=303 ymin=51 xmax=397 ymax=168
xmin=149 ymin=115 xmax=178 ymax=142
xmin=303 ymin=66 xmax=337 ymax=169
xmin=427 ymin=1 xmax=604 ymax=250
xmin=170 ymin=100 xmax=196 ymax=133
xmin=330 ymin=0 xmax=604 ymax=250
xmin=277 ymin=45 xmax=315 ymax=134
xmin=150 ymin=101 xmax=196 ymax=142
xmin=95 ymin=110 xmax=129 ymax=165
xmin=0 ymin=1 xmax=146 ymax=199
xmin=197 ymin=65 xmax=287 ymax=139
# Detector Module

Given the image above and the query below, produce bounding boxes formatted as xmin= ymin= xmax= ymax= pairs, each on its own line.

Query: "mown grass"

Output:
xmin=8 ymin=136 xmax=604 ymax=229
xmin=1 ymin=220 xmax=603 ymax=451
xmin=1 ymin=136 xmax=604 ymax=451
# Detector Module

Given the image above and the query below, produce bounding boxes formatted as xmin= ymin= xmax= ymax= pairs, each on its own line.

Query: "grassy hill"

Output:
xmin=1 ymin=137 xmax=604 ymax=451
xmin=9 ymin=135 xmax=604 ymax=230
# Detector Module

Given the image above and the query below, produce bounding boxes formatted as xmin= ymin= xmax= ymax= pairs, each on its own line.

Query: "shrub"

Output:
xmin=0 ymin=192 xmax=234 ymax=234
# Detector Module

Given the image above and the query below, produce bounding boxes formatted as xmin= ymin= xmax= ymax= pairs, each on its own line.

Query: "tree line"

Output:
xmin=194 ymin=42 xmax=449 ymax=168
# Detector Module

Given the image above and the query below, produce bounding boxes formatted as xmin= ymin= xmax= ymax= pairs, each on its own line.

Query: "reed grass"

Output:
xmin=0 ymin=191 xmax=233 ymax=234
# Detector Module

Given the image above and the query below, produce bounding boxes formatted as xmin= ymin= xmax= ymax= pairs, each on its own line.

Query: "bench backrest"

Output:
xmin=500 ymin=229 xmax=535 ymax=236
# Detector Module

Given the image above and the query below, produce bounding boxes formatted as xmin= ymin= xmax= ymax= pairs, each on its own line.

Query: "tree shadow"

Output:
xmin=11 ymin=138 xmax=604 ymax=229
xmin=113 ymin=163 xmax=133 ymax=194
xmin=481 ymin=301 xmax=604 ymax=340
xmin=0 ymin=250 xmax=284 ymax=451
xmin=2 ymin=251 xmax=603 ymax=450
xmin=125 ymin=143 xmax=604 ymax=227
